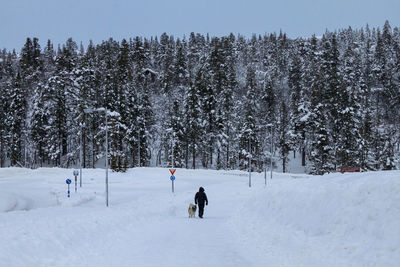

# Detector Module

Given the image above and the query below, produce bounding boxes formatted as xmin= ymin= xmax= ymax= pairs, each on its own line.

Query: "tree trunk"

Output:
xmin=185 ymin=141 xmax=189 ymax=168
xmin=192 ymin=142 xmax=196 ymax=169
xmin=282 ymin=157 xmax=286 ymax=173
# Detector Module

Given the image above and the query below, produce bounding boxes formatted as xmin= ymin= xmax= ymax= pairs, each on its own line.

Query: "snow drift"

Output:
xmin=0 ymin=167 xmax=399 ymax=266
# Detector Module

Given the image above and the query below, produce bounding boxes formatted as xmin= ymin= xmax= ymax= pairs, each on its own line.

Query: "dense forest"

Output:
xmin=0 ymin=21 xmax=399 ymax=174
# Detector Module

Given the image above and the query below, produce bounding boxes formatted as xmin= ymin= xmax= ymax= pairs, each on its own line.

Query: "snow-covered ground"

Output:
xmin=0 ymin=167 xmax=399 ymax=267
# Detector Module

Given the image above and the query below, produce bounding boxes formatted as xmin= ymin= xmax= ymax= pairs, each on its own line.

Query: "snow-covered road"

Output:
xmin=0 ymin=167 xmax=399 ymax=266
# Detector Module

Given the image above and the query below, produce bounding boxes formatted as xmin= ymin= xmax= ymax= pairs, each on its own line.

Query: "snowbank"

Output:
xmin=0 ymin=167 xmax=398 ymax=266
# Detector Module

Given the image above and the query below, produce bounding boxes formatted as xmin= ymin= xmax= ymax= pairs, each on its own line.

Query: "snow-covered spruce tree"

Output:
xmin=43 ymin=39 xmax=78 ymax=166
xmin=0 ymin=67 xmax=8 ymax=167
xmin=42 ymin=40 xmax=56 ymax=79
xmin=44 ymin=76 xmax=66 ymax=166
xmin=295 ymin=38 xmax=315 ymax=167
xmin=238 ymin=65 xmax=261 ymax=171
xmin=370 ymin=25 xmax=398 ymax=169
xmin=187 ymin=32 xmax=203 ymax=79
xmin=381 ymin=129 xmax=397 ymax=170
xmin=208 ymin=37 xmax=228 ymax=169
xmin=30 ymin=81 xmax=48 ymax=167
xmin=19 ymin=37 xmax=43 ymax=167
xmin=173 ymin=38 xmax=189 ymax=89
xmin=9 ymin=72 xmax=26 ymax=166
xmin=125 ymin=37 xmax=144 ymax=167
xmin=336 ymin=42 xmax=364 ymax=167
xmin=376 ymin=21 xmax=400 ymax=122
xmin=90 ymin=39 xmax=118 ymax=169
xmin=76 ymin=40 xmax=100 ymax=168
xmin=359 ymin=37 xmax=377 ymax=170
xmin=62 ymin=38 xmax=81 ymax=168
xmin=288 ymin=47 xmax=303 ymax=159
xmin=276 ymin=101 xmax=293 ymax=173
xmin=165 ymin=100 xmax=185 ymax=167
xmin=136 ymin=84 xmax=154 ymax=167
xmin=260 ymin=76 xmax=276 ymax=123
xmin=107 ymin=39 xmax=132 ymax=172
xmin=29 ymin=40 xmax=56 ymax=167
xmin=216 ymin=36 xmax=238 ymax=169
xmin=197 ymin=37 xmax=231 ymax=168
xmin=308 ymin=44 xmax=335 ymax=175
xmin=199 ymin=65 xmax=216 ymax=168
xmin=320 ymin=34 xmax=342 ymax=170
xmin=209 ymin=37 xmax=228 ymax=95
xmin=159 ymin=33 xmax=175 ymax=95
xmin=309 ymin=105 xmax=333 ymax=175
xmin=0 ymin=52 xmax=16 ymax=167
xmin=184 ymin=70 xmax=202 ymax=169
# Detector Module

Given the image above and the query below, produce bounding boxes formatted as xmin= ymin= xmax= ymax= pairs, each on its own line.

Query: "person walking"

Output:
xmin=195 ymin=187 xmax=208 ymax=218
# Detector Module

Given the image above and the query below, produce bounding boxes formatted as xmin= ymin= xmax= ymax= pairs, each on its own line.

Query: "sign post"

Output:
xmin=73 ymin=170 xmax=79 ymax=192
xmin=169 ymin=169 xmax=176 ymax=193
xmin=66 ymin=179 xmax=71 ymax=198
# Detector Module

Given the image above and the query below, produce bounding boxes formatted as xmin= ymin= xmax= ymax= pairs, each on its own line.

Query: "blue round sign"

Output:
xmin=170 ymin=175 xmax=175 ymax=181
xmin=66 ymin=179 xmax=72 ymax=184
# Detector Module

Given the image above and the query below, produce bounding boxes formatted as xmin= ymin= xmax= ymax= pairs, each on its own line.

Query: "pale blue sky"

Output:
xmin=1 ymin=0 xmax=399 ymax=51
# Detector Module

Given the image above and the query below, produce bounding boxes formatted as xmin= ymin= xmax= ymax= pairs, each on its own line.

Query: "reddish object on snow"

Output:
xmin=339 ymin=166 xmax=361 ymax=173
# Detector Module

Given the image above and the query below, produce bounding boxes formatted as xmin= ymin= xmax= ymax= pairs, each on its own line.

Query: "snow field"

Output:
xmin=0 ymin=167 xmax=399 ymax=266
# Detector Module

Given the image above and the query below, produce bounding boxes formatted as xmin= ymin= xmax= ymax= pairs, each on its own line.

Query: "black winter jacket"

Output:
xmin=195 ymin=187 xmax=208 ymax=206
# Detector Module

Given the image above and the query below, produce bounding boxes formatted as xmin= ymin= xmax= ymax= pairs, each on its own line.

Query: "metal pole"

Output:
xmin=105 ymin=108 xmax=109 ymax=207
xmin=80 ymin=124 xmax=83 ymax=187
xmin=172 ymin=180 xmax=174 ymax=193
xmin=172 ymin=136 xmax=175 ymax=168
xmin=264 ymin=163 xmax=267 ymax=186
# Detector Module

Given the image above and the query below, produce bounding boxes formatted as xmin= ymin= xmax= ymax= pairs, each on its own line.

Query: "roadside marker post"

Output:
xmin=169 ymin=169 xmax=176 ymax=193
xmin=66 ymin=179 xmax=71 ymax=198
xmin=73 ymin=170 xmax=79 ymax=193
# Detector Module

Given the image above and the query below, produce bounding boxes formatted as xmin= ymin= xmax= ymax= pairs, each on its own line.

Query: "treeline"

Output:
xmin=0 ymin=21 xmax=399 ymax=174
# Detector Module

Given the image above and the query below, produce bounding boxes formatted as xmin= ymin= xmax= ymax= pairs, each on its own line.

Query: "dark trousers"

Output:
xmin=198 ymin=204 xmax=205 ymax=218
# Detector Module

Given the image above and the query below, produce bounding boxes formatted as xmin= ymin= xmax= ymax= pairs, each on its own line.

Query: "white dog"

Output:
xmin=188 ymin=203 xmax=197 ymax=218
